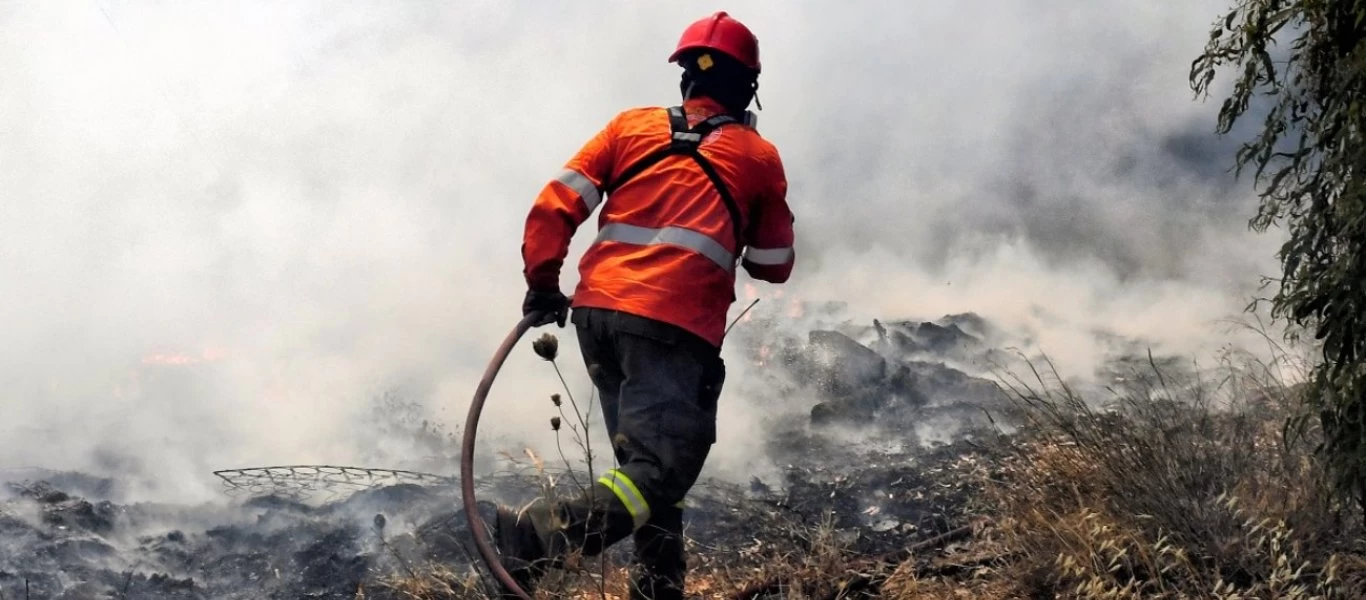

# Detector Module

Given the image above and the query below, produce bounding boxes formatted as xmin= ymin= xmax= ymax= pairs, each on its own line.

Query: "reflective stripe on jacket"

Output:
xmin=522 ymin=96 xmax=795 ymax=347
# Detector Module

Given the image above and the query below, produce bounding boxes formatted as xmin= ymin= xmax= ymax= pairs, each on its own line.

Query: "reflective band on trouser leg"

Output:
xmin=554 ymin=168 xmax=603 ymax=212
xmin=598 ymin=469 xmax=651 ymax=529
xmin=595 ymin=223 xmax=735 ymax=272
xmin=742 ymin=246 xmax=793 ymax=265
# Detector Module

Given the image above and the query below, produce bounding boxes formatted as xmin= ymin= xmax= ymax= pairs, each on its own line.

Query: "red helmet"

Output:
xmin=667 ymin=11 xmax=760 ymax=72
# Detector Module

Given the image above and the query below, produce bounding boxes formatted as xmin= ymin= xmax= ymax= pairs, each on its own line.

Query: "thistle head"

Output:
xmin=532 ymin=333 xmax=559 ymax=361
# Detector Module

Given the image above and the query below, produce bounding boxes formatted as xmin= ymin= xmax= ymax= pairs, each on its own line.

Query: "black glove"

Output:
xmin=523 ymin=288 xmax=569 ymax=328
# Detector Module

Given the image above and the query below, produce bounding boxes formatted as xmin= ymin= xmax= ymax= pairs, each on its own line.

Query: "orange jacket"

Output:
xmin=522 ymin=96 xmax=795 ymax=347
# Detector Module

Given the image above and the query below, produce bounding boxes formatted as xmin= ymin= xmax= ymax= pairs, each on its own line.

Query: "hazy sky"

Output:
xmin=0 ymin=1 xmax=1282 ymax=502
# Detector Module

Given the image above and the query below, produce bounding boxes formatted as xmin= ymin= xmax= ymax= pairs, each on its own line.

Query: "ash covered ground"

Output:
xmin=0 ymin=306 xmax=1178 ymax=599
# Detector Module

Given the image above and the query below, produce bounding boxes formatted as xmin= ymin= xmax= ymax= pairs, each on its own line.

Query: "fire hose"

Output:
xmin=460 ymin=310 xmax=545 ymax=600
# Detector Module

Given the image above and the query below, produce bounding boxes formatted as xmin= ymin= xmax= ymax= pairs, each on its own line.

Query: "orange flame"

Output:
xmin=141 ymin=346 xmax=228 ymax=366
xmin=755 ymin=343 xmax=772 ymax=367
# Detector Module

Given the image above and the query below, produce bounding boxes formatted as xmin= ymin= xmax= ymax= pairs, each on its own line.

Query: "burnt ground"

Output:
xmin=0 ymin=309 xmax=1176 ymax=598
xmin=0 ymin=436 xmax=1007 ymax=599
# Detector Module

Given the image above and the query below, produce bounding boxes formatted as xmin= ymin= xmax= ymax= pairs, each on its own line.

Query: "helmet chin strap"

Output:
xmin=751 ymin=81 xmax=762 ymax=111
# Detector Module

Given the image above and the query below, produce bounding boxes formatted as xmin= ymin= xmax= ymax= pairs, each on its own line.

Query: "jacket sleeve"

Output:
xmin=521 ymin=116 xmax=620 ymax=291
xmin=740 ymin=149 xmax=795 ymax=283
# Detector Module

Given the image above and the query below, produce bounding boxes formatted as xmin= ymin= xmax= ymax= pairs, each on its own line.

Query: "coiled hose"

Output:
xmin=460 ymin=311 xmax=545 ymax=600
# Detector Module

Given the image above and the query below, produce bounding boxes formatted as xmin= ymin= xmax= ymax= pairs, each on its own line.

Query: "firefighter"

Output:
xmin=496 ymin=11 xmax=796 ymax=600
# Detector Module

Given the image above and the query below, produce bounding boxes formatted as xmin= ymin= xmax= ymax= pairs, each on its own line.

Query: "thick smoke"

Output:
xmin=1 ymin=2 xmax=1280 ymax=503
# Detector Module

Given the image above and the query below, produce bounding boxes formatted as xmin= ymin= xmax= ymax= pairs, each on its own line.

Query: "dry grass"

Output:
xmin=365 ymin=563 xmax=486 ymax=599
xmin=980 ymin=334 xmax=1366 ymax=599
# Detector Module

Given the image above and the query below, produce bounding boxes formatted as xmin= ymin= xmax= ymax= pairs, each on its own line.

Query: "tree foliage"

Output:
xmin=1190 ymin=0 xmax=1366 ymax=509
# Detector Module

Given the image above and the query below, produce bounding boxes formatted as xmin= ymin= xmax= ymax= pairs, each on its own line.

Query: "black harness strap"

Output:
xmin=600 ymin=106 xmax=747 ymax=255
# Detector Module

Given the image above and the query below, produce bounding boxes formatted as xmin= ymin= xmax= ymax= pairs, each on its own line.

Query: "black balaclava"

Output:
xmin=676 ymin=50 xmax=760 ymax=117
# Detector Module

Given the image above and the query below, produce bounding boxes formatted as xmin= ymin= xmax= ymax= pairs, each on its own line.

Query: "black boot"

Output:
xmin=629 ymin=504 xmax=686 ymax=600
xmin=494 ymin=482 xmax=639 ymax=598
xmin=532 ymin=482 xmax=639 ymax=558
xmin=492 ymin=503 xmax=549 ymax=598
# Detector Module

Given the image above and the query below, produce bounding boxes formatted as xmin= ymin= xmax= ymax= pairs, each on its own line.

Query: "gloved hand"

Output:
xmin=523 ymin=288 xmax=569 ymax=328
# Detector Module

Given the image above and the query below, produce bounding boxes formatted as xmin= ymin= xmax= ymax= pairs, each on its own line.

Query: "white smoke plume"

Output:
xmin=0 ymin=1 xmax=1281 ymax=503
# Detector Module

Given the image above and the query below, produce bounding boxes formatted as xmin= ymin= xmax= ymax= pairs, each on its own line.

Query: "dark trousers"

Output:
xmin=570 ymin=306 xmax=724 ymax=599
